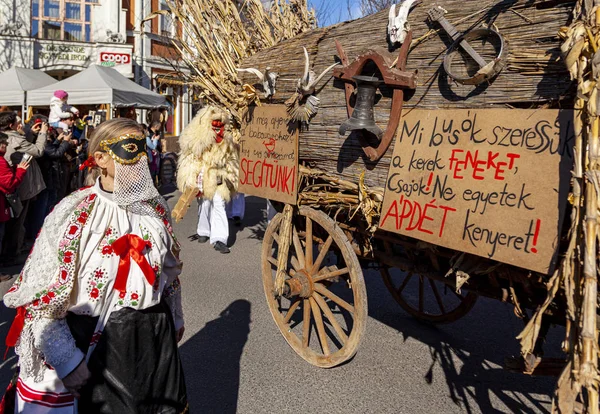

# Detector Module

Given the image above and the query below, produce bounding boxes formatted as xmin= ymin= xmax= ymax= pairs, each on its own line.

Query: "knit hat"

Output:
xmin=53 ymin=90 xmax=68 ymax=100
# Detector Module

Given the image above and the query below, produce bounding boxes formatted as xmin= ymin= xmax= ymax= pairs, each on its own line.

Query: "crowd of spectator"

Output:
xmin=0 ymin=100 xmax=166 ymax=275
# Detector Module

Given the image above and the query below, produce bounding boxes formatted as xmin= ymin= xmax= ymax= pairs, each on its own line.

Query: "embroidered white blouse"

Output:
xmin=25 ymin=180 xmax=184 ymax=379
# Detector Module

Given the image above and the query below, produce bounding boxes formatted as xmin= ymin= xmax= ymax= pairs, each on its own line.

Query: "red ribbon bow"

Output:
xmin=111 ymin=234 xmax=155 ymax=293
xmin=5 ymin=307 xmax=25 ymax=359
xmin=79 ymin=155 xmax=97 ymax=171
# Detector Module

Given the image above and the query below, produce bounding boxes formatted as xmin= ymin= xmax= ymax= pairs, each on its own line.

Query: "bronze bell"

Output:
xmin=339 ymin=75 xmax=383 ymax=137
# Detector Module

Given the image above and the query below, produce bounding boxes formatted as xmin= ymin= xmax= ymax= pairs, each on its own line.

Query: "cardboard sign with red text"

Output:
xmin=238 ymin=105 xmax=299 ymax=204
xmin=379 ymin=109 xmax=574 ymax=274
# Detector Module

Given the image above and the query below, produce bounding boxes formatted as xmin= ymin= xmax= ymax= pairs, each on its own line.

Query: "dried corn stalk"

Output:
xmin=517 ymin=2 xmax=600 ymax=412
xmin=298 ymin=165 xmax=384 ymax=231
xmin=145 ymin=0 xmax=316 ymax=122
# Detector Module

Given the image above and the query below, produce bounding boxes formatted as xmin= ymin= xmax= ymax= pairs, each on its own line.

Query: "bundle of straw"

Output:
xmin=146 ymin=0 xmax=316 ymax=122
xmin=298 ymin=165 xmax=384 ymax=233
xmin=517 ymin=2 xmax=600 ymax=412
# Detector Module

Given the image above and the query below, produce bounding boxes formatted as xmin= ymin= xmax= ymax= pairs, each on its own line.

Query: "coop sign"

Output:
xmin=379 ymin=109 xmax=574 ymax=274
xmin=99 ymin=51 xmax=131 ymax=67
xmin=238 ymin=105 xmax=299 ymax=204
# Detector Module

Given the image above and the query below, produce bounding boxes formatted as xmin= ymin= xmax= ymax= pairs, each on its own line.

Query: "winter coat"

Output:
xmin=48 ymin=96 xmax=78 ymax=124
xmin=4 ymin=130 xmax=47 ymax=201
xmin=38 ymin=139 xmax=71 ymax=192
xmin=0 ymin=156 xmax=26 ymax=221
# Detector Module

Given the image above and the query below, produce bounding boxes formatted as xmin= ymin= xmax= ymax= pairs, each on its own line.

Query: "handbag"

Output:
xmin=5 ymin=193 xmax=22 ymax=218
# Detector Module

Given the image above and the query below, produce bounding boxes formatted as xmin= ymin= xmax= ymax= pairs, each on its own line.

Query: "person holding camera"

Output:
xmin=0 ymin=112 xmax=47 ymax=264
xmin=0 ymin=132 xmax=30 ymax=272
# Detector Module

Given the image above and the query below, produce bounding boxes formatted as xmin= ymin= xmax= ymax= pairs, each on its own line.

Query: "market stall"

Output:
xmin=27 ymin=65 xmax=168 ymax=118
xmin=0 ymin=66 xmax=57 ymax=115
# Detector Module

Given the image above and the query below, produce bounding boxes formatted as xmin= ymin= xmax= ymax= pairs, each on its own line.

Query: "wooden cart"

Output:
xmin=238 ymin=0 xmax=577 ymax=369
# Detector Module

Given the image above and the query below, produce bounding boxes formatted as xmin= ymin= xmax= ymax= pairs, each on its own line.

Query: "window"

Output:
xmin=32 ymin=0 xmax=40 ymax=17
xmin=65 ymin=3 xmax=81 ymax=20
xmin=32 ymin=0 xmax=96 ymax=42
xmin=44 ymin=0 xmax=59 ymax=18
xmin=160 ymin=0 xmax=173 ymax=36
xmin=31 ymin=20 xmax=39 ymax=37
xmin=64 ymin=22 xmax=82 ymax=41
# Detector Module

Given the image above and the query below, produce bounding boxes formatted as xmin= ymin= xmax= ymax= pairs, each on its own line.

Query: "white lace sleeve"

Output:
xmin=162 ymin=249 xmax=184 ymax=331
xmin=32 ymin=318 xmax=84 ymax=379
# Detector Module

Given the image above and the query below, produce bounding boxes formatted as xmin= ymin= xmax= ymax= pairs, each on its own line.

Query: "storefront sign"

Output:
xmin=99 ymin=51 xmax=131 ymax=67
xmin=34 ymin=41 xmax=134 ymax=77
xmin=38 ymin=44 xmax=88 ymax=62
xmin=238 ymin=105 xmax=299 ymax=205
xmin=379 ymin=109 xmax=574 ymax=274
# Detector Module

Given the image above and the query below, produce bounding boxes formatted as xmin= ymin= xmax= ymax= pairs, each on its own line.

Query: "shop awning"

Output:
xmin=0 ymin=67 xmax=58 ymax=106
xmin=28 ymin=65 xmax=168 ymax=109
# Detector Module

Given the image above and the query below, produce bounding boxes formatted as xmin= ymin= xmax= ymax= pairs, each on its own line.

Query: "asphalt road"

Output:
xmin=0 ymin=187 xmax=565 ymax=413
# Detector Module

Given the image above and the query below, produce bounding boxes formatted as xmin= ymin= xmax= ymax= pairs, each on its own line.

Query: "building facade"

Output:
xmin=0 ymin=0 xmax=192 ymax=135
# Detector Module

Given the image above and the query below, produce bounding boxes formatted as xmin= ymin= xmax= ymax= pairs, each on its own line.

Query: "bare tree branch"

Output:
xmin=359 ymin=0 xmax=393 ymax=16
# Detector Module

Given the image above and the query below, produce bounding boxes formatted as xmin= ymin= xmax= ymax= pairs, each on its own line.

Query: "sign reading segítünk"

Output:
xmin=238 ymin=105 xmax=299 ymax=205
xmin=379 ymin=109 xmax=574 ymax=274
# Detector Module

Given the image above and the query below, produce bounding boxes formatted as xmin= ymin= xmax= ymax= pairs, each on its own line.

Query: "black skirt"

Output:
xmin=66 ymin=302 xmax=188 ymax=414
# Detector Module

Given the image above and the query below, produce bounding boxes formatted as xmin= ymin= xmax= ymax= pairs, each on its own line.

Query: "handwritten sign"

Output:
xmin=379 ymin=109 xmax=574 ymax=274
xmin=238 ymin=105 xmax=299 ymax=204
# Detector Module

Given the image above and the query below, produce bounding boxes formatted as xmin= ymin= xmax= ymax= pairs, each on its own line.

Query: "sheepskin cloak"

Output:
xmin=177 ymin=106 xmax=239 ymax=202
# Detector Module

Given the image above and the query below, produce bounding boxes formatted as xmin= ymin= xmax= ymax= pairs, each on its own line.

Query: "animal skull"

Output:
xmin=236 ymin=67 xmax=279 ymax=98
xmin=388 ymin=0 xmax=420 ymax=45
xmin=298 ymin=47 xmax=339 ymax=96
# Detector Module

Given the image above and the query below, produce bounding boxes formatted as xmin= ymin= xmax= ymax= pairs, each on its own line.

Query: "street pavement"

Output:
xmin=0 ymin=186 xmax=565 ymax=413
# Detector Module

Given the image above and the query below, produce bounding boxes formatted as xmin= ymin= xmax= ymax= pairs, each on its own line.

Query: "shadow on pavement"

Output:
xmin=363 ymin=269 xmax=561 ymax=414
xmin=179 ymin=299 xmax=251 ymax=413
xmin=244 ymin=196 xmax=268 ymax=241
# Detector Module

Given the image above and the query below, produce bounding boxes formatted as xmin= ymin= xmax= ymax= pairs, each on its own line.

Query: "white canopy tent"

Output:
xmin=0 ymin=67 xmax=58 ymax=110
xmin=28 ymin=65 xmax=168 ymax=109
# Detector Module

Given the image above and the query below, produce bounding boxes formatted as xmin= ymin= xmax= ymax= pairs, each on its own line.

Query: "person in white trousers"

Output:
xmin=197 ymin=192 xmax=230 ymax=253
xmin=227 ymin=192 xmax=245 ymax=225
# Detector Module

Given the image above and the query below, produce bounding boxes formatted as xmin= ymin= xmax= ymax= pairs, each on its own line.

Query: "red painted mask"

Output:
xmin=211 ymin=120 xmax=225 ymax=144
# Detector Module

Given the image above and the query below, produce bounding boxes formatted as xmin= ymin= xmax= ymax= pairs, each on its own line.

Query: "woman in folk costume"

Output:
xmin=177 ymin=106 xmax=239 ymax=254
xmin=3 ymin=118 xmax=187 ymax=413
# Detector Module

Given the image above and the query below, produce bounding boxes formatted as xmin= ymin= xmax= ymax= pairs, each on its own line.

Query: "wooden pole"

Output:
xmin=275 ymin=204 xmax=293 ymax=296
xmin=582 ymin=115 xmax=599 ymax=413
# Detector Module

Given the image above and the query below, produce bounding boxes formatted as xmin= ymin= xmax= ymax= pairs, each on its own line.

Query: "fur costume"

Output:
xmin=177 ymin=106 xmax=239 ymax=202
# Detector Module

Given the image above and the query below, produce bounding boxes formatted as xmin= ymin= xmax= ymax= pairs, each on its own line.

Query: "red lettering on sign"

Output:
xmin=448 ymin=150 xmax=520 ymax=181
xmin=380 ymin=196 xmax=457 ymax=238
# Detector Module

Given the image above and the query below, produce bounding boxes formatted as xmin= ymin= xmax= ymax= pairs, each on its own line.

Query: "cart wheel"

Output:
xmin=262 ymin=207 xmax=368 ymax=368
xmin=381 ymin=267 xmax=477 ymax=324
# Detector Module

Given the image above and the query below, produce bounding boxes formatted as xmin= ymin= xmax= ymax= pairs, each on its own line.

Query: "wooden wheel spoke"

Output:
xmin=311 ymin=235 xmax=333 ymax=275
xmin=302 ymin=299 xmax=311 ymax=348
xmin=291 ymin=256 xmax=302 ymax=272
xmin=305 ymin=216 xmax=313 ymax=270
xmin=418 ymin=276 xmax=424 ymax=313
xmin=284 ymin=300 xmax=301 ymax=324
xmin=313 ymin=267 xmax=349 ymax=283
xmin=267 ymin=256 xmax=277 ymax=267
xmin=314 ymin=283 xmax=355 ymax=314
xmin=313 ymin=293 xmax=348 ymax=345
xmin=397 ymin=272 xmax=413 ymax=295
xmin=272 ymin=232 xmax=280 ymax=244
xmin=309 ymin=298 xmax=330 ymax=355
xmin=292 ymin=227 xmax=305 ymax=269
xmin=429 ymin=279 xmax=446 ymax=314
